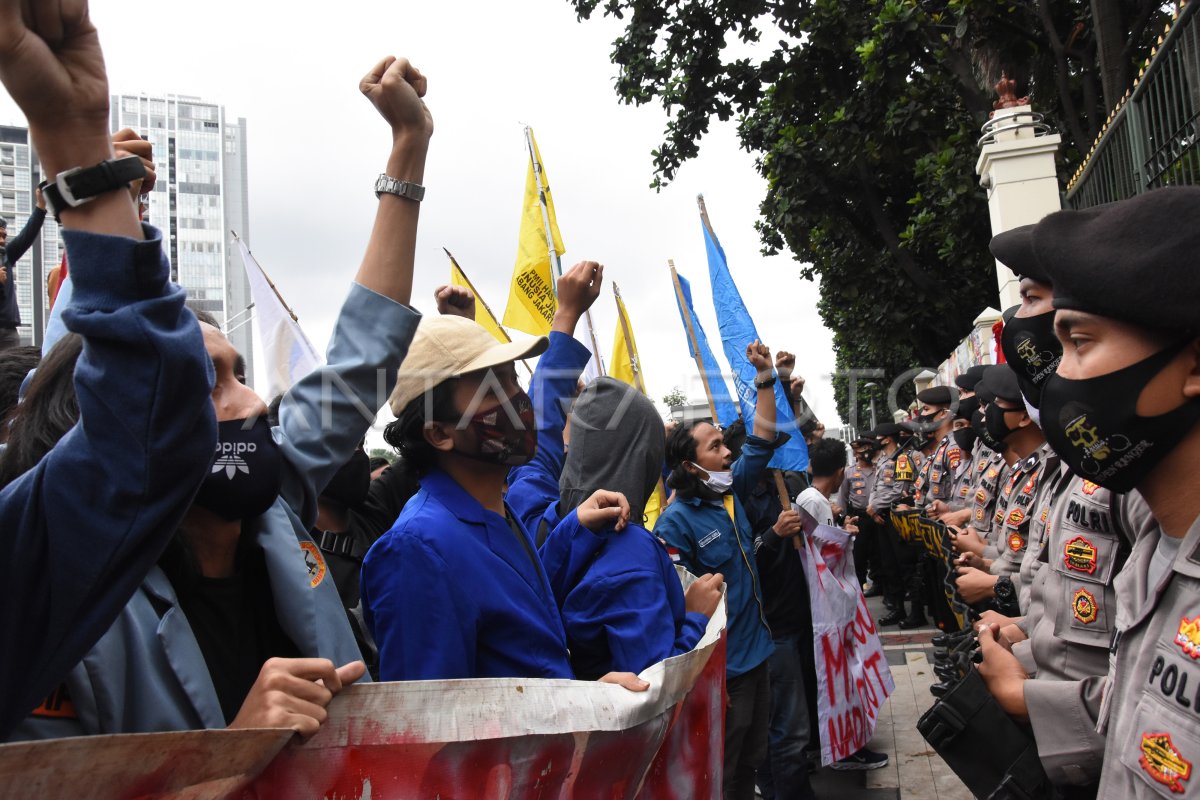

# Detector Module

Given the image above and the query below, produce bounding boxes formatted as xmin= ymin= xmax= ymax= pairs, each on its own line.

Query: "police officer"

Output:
xmin=975 ymin=190 xmax=1200 ymax=798
xmin=841 ymin=434 xmax=880 ymax=591
xmin=867 ymin=422 xmax=922 ymax=626
xmin=912 ymin=386 xmax=966 ymax=513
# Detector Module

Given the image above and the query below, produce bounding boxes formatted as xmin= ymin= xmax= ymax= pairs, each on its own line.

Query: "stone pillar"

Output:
xmin=975 ymin=76 xmax=1063 ymax=310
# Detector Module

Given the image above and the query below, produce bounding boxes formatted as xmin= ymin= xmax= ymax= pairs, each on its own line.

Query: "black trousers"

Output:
xmin=851 ymin=510 xmax=878 ymax=587
xmin=724 ymin=661 xmax=770 ymax=800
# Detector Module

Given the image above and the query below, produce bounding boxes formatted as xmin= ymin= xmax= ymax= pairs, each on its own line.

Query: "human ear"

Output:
xmin=423 ymin=421 xmax=456 ymax=453
xmin=1183 ymin=339 xmax=1200 ymax=400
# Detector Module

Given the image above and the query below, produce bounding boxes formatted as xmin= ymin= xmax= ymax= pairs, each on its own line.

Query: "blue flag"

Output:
xmin=672 ymin=271 xmax=739 ymax=427
xmin=701 ymin=214 xmax=810 ymax=471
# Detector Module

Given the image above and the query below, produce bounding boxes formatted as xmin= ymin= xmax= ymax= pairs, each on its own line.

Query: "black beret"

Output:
xmin=979 ymin=364 xmax=1023 ymax=405
xmin=851 ymin=435 xmax=879 ymax=448
xmin=989 ymin=224 xmax=1051 ymax=285
xmin=916 ymin=385 xmax=959 ymax=407
xmin=1037 ymin=187 xmax=1200 ymax=336
xmin=874 ymin=422 xmax=901 ymax=439
xmin=954 ymin=364 xmax=988 ymax=391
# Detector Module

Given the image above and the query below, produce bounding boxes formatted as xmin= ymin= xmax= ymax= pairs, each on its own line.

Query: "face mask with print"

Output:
xmin=454 ymin=389 xmax=538 ymax=468
xmin=1039 ymin=344 xmax=1200 ymax=493
xmin=193 ymin=417 xmax=284 ymax=521
xmin=1001 ymin=306 xmax=1062 ymax=410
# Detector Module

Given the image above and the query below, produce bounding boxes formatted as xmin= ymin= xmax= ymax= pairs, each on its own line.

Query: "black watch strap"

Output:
xmin=40 ymin=155 xmax=147 ymax=219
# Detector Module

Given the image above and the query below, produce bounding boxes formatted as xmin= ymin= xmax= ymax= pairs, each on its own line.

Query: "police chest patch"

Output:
xmin=977 ymin=459 xmax=988 ymax=473
xmin=1139 ymin=732 xmax=1192 ymax=794
xmin=1022 ymin=473 xmax=1038 ymax=495
xmin=1082 ymin=480 xmax=1100 ymax=496
xmin=299 ymin=541 xmax=327 ymax=589
xmin=1072 ymin=588 xmax=1098 ymax=624
xmin=960 ymin=485 xmax=970 ymax=498
xmin=931 ymin=470 xmax=941 ymax=484
xmin=987 ymin=467 xmax=999 ymax=481
xmin=976 ymin=489 xmax=988 ymax=505
xmin=975 ymin=507 xmax=985 ymax=522
xmin=1007 ymin=508 xmax=1026 ymax=526
xmin=1176 ymin=616 xmax=1200 ymax=660
xmin=1063 ymin=536 xmax=1098 ymax=575
xmin=1008 ymin=532 xmax=1025 ymax=552
xmin=1040 ymin=507 xmax=1050 ymax=523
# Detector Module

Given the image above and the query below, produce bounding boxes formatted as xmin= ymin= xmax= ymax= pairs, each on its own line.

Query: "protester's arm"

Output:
xmin=4 ymin=206 xmax=46 ymax=266
xmin=361 ymin=531 xmax=477 ymax=681
xmin=0 ymin=0 xmax=218 ymax=739
xmin=274 ymin=56 xmax=430 ymax=525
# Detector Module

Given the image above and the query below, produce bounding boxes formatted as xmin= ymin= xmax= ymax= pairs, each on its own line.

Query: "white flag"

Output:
xmin=580 ymin=308 xmax=604 ymax=384
xmin=236 ymin=237 xmax=321 ymax=399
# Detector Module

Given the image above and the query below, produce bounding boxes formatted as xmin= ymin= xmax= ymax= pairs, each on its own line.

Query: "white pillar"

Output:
xmin=975 ymin=105 xmax=1062 ymax=309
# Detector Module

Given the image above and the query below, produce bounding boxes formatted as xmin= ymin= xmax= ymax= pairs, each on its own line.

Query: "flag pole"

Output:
xmin=526 ymin=126 xmax=604 ymax=375
xmin=613 ymin=282 xmax=645 ymax=394
xmin=232 ymin=230 xmax=300 ymax=324
xmin=443 ymin=247 xmax=532 ymax=377
xmin=669 ymin=261 xmax=719 ymax=423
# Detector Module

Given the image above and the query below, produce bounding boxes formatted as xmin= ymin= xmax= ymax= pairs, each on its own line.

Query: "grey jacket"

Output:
xmin=11 ymin=283 xmax=419 ymax=739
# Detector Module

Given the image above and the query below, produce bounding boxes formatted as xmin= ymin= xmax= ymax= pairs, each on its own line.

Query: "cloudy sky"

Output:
xmin=0 ymin=0 xmax=843 ymax=438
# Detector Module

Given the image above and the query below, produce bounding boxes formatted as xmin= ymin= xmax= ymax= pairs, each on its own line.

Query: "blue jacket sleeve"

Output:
xmin=506 ymin=331 xmax=590 ymax=537
xmin=653 ymin=509 xmax=701 ymax=578
xmin=362 ymin=529 xmax=477 ymax=681
xmin=733 ymin=434 xmax=780 ymax=504
xmin=0 ymin=225 xmax=217 ymax=738
xmin=274 ymin=284 xmax=420 ymax=528
xmin=539 ymin=509 xmax=606 ymax=607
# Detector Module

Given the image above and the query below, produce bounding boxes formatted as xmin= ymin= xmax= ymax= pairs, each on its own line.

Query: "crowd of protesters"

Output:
xmin=3 ymin=4 xmax=1200 ymax=800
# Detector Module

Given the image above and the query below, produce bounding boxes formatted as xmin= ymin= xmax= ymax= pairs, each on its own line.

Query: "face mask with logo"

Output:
xmin=973 ymin=407 xmax=1005 ymax=453
xmin=1040 ymin=344 xmax=1200 ymax=493
xmin=454 ymin=389 xmax=538 ymax=467
xmin=689 ymin=463 xmax=734 ymax=494
xmin=1001 ymin=306 xmax=1062 ymax=410
xmin=193 ymin=417 xmax=285 ymax=521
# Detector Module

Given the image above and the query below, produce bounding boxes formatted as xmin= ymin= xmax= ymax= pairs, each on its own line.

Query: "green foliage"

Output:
xmin=368 ymin=448 xmax=395 ymax=463
xmin=570 ymin=0 xmax=1167 ymax=421
xmin=662 ymin=386 xmax=690 ymax=408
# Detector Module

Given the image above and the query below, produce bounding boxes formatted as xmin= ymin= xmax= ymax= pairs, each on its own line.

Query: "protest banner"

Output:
xmin=794 ymin=510 xmax=894 ymax=764
xmin=0 ymin=573 xmax=726 ymax=800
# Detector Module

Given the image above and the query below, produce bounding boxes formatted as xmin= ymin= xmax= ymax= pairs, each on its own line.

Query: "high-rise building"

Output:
xmin=110 ymin=93 xmax=254 ymax=385
xmin=0 ymin=125 xmax=62 ymax=347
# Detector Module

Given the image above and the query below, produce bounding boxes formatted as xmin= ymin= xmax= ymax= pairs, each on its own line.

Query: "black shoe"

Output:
xmin=831 ymin=748 xmax=889 ymax=771
xmin=899 ymin=612 xmax=928 ymax=629
xmin=863 ymin=582 xmax=883 ymax=598
xmin=878 ymin=609 xmax=906 ymax=626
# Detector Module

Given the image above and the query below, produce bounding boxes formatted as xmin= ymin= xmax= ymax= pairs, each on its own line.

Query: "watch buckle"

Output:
xmin=54 ymin=166 xmax=93 ymax=209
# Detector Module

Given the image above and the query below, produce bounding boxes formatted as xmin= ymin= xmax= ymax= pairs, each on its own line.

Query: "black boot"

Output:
xmin=899 ymin=606 xmax=927 ymax=629
xmin=878 ymin=605 xmax=906 ymax=627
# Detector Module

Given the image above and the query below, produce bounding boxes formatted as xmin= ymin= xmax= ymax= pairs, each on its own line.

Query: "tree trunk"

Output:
xmin=1091 ymin=0 xmax=1132 ymax=112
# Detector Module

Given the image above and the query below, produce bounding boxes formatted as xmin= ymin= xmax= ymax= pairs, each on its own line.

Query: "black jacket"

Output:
xmin=0 ymin=207 xmax=47 ymax=328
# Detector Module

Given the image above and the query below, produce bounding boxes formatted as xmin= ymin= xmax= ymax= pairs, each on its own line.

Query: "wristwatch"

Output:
xmin=993 ymin=576 xmax=1015 ymax=603
xmin=754 ymin=373 xmax=778 ymax=390
xmin=374 ymin=174 xmax=425 ymax=202
xmin=39 ymin=156 xmax=147 ymax=220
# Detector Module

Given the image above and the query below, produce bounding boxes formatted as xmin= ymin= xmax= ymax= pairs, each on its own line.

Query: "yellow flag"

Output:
xmin=447 ymin=249 xmax=509 ymax=344
xmin=643 ymin=479 xmax=667 ymax=531
xmin=502 ymin=128 xmax=564 ymax=335
xmin=609 ymin=283 xmax=645 ymax=393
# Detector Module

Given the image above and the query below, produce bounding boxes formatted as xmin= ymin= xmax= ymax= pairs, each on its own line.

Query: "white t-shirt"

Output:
xmin=796 ymin=486 xmax=834 ymax=527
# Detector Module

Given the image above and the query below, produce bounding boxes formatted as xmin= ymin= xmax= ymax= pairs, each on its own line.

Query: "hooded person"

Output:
xmin=539 ymin=377 xmax=723 ymax=680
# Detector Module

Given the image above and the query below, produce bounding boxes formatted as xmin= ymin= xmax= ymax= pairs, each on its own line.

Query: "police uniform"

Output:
xmin=919 ymin=432 xmax=967 ymax=511
xmin=988 ymin=444 xmax=1052 ymax=585
xmin=1016 ymin=476 xmax=1153 ymax=785
xmin=971 ymin=447 xmax=1011 ymax=557
xmin=867 ymin=425 xmax=921 ymax=617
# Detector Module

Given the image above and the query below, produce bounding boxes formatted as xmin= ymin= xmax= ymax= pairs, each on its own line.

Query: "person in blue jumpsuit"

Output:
xmin=8 ymin=51 xmax=436 ymax=741
xmin=0 ymin=5 xmax=218 ymax=740
xmin=363 ymin=311 xmax=648 ymax=692
xmin=655 ymin=340 xmax=781 ymax=800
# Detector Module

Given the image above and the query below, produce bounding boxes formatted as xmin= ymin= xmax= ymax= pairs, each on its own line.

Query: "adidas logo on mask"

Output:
xmin=212 ymin=441 xmax=257 ymax=479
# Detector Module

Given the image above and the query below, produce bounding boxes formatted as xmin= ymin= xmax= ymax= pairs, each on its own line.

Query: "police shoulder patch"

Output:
xmin=948 ymin=446 xmax=962 ymax=470
xmin=1072 ymin=588 xmax=1098 ymax=624
xmin=299 ymin=540 xmax=327 ymax=589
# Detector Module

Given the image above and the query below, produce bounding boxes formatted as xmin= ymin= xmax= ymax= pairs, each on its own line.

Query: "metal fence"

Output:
xmin=1065 ymin=1 xmax=1200 ymax=208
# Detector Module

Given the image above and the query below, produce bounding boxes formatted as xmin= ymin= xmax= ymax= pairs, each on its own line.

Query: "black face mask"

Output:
xmin=1040 ymin=343 xmax=1200 ymax=493
xmin=953 ymin=426 xmax=977 ymax=454
xmin=973 ymin=407 xmax=1005 ymax=453
xmin=985 ymin=401 xmax=1021 ymax=443
xmin=193 ymin=417 xmax=284 ymax=521
xmin=322 ymin=447 xmax=370 ymax=508
xmin=1001 ymin=306 xmax=1062 ymax=409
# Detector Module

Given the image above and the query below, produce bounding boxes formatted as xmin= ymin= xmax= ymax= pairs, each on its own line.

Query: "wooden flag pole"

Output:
xmin=443 ymin=247 xmax=533 ymax=377
xmin=669 ymin=260 xmax=720 ymax=423
xmin=613 ymin=282 xmax=646 ymax=394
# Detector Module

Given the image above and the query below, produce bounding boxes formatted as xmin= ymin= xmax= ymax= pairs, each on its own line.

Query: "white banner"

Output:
xmin=795 ymin=514 xmax=895 ymax=765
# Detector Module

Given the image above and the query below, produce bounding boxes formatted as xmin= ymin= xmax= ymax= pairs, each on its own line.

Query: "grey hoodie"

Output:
xmin=559 ymin=377 xmax=665 ymax=522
